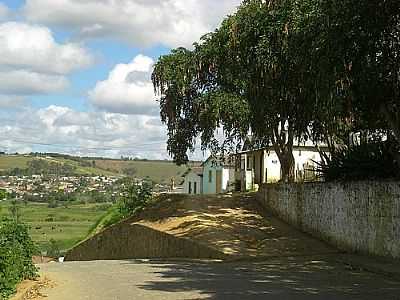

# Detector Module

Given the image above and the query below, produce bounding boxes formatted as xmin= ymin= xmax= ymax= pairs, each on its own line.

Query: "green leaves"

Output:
xmin=0 ymin=220 xmax=38 ymax=299
xmin=152 ymin=0 xmax=400 ymax=177
xmin=117 ymin=180 xmax=153 ymax=219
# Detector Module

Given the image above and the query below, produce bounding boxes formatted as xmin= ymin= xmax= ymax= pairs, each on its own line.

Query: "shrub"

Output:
xmin=102 ymin=181 xmax=153 ymax=229
xmin=117 ymin=180 xmax=153 ymax=219
xmin=46 ymin=239 xmax=61 ymax=258
xmin=318 ymin=141 xmax=400 ymax=182
xmin=0 ymin=220 xmax=38 ymax=299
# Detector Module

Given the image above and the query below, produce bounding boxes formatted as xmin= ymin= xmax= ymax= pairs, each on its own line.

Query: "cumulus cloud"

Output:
xmin=0 ymin=22 xmax=93 ymax=75
xmin=0 ymin=105 xmax=171 ymax=159
xmin=0 ymin=21 xmax=93 ymax=99
xmin=0 ymin=70 xmax=68 ymax=95
xmin=89 ymin=54 xmax=158 ymax=115
xmin=23 ymin=0 xmax=242 ymax=48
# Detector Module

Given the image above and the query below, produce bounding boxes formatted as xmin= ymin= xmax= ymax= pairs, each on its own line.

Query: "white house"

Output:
xmin=182 ymin=167 xmax=203 ymax=195
xmin=182 ymin=156 xmax=235 ymax=195
xmin=239 ymin=144 xmax=328 ymax=191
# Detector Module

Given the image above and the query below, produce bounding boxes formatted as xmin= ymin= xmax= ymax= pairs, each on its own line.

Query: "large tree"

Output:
xmin=153 ymin=0 xmax=318 ymax=182
xmin=152 ymin=0 xmax=400 ymax=180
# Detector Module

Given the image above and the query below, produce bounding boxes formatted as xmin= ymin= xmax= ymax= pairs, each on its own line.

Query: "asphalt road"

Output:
xmin=38 ymin=257 xmax=400 ymax=300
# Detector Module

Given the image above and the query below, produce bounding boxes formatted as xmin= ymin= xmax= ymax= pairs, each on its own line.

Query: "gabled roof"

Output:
xmin=201 ymin=154 xmax=235 ymax=168
xmin=182 ymin=166 xmax=204 ymax=178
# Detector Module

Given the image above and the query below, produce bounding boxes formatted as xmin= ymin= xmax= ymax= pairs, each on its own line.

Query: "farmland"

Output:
xmin=0 ymin=155 xmax=191 ymax=183
xmin=0 ymin=200 xmax=108 ymax=253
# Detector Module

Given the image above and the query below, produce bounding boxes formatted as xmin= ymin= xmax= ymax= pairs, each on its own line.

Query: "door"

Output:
xmin=216 ymin=170 xmax=222 ymax=194
xmin=194 ymin=182 xmax=197 ymax=194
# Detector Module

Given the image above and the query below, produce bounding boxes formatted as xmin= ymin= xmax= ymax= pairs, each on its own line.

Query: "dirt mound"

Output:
xmin=66 ymin=193 xmax=336 ymax=261
xmin=126 ymin=193 xmax=336 ymax=258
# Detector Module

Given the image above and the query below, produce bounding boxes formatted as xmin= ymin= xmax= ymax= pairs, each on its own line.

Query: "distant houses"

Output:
xmin=182 ymin=156 xmax=236 ymax=195
xmin=182 ymin=142 xmax=328 ymax=195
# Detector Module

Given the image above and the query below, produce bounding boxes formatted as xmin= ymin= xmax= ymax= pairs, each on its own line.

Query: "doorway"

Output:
xmin=216 ymin=170 xmax=222 ymax=194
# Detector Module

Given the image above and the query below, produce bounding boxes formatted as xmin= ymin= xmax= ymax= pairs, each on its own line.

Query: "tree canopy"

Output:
xmin=152 ymin=0 xmax=400 ymax=181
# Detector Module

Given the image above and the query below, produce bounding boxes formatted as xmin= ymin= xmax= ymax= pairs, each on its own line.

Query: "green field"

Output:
xmin=0 ymin=155 xmax=32 ymax=170
xmin=94 ymin=159 xmax=189 ymax=183
xmin=0 ymin=201 xmax=108 ymax=254
xmin=0 ymin=155 xmax=191 ymax=183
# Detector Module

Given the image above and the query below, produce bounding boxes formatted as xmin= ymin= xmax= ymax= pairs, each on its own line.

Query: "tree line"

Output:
xmin=152 ymin=0 xmax=399 ymax=182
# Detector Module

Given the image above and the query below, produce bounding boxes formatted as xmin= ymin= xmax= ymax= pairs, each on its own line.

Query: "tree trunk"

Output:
xmin=279 ymin=150 xmax=295 ymax=183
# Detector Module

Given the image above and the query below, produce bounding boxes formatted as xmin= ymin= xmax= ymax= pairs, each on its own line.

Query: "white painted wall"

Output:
xmin=264 ymin=151 xmax=281 ymax=183
xmin=183 ymin=172 xmax=202 ymax=195
xmin=202 ymin=160 xmax=218 ymax=194
xmin=202 ymin=158 xmax=234 ymax=194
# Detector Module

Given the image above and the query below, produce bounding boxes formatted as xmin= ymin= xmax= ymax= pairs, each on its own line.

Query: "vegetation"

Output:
xmin=0 ymin=155 xmax=189 ymax=184
xmin=152 ymin=0 xmax=400 ymax=182
xmin=0 ymin=190 xmax=7 ymax=201
xmin=101 ymin=181 xmax=153 ymax=229
xmin=0 ymin=218 xmax=38 ymax=299
xmin=0 ymin=201 xmax=108 ymax=254
xmin=318 ymin=141 xmax=400 ymax=182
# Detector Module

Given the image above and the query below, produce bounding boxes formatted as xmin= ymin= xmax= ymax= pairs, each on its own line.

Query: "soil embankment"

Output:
xmin=65 ymin=194 xmax=336 ymax=261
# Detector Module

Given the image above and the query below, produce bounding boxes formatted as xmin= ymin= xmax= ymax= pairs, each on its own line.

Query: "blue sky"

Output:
xmin=0 ymin=0 xmax=241 ymax=159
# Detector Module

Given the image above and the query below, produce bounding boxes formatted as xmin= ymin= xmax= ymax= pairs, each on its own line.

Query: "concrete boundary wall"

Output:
xmin=256 ymin=181 xmax=400 ymax=259
xmin=65 ymin=223 xmax=226 ymax=261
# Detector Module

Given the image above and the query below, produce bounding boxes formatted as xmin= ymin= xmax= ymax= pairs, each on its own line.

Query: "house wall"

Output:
xmin=203 ymin=161 xmax=218 ymax=194
xmin=183 ymin=172 xmax=202 ymax=195
xmin=202 ymin=159 xmax=233 ymax=194
xmin=256 ymin=182 xmax=400 ymax=259
xmin=241 ymin=148 xmax=325 ymax=191
xmin=264 ymin=151 xmax=281 ymax=183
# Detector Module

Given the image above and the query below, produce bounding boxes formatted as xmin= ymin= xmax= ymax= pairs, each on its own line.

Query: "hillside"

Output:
xmin=0 ymin=155 xmax=190 ymax=183
xmin=93 ymin=159 xmax=189 ymax=184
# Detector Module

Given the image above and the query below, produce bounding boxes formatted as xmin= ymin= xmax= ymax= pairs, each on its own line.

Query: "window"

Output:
xmin=209 ymin=170 xmax=212 ymax=183
xmin=194 ymin=182 xmax=197 ymax=194
xmin=189 ymin=182 xmax=192 ymax=194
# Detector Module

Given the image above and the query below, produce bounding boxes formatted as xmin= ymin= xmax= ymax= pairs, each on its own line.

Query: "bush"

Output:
xmin=318 ymin=141 xmax=400 ymax=182
xmin=102 ymin=181 xmax=153 ymax=229
xmin=117 ymin=180 xmax=153 ymax=219
xmin=46 ymin=239 xmax=61 ymax=258
xmin=0 ymin=220 xmax=38 ymax=299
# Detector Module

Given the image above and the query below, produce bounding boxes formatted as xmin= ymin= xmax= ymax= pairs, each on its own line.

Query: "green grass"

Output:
xmin=0 ymin=155 xmax=192 ymax=183
xmin=94 ymin=160 xmax=189 ymax=184
xmin=0 ymin=201 xmax=108 ymax=254
xmin=0 ymin=155 xmax=33 ymax=170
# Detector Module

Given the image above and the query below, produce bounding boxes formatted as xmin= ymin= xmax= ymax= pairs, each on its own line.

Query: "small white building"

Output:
xmin=182 ymin=167 xmax=203 ymax=195
xmin=182 ymin=156 xmax=235 ymax=195
xmin=202 ymin=156 xmax=235 ymax=194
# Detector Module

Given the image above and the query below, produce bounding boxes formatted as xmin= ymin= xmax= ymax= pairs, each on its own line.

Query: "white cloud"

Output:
xmin=23 ymin=0 xmax=242 ymax=48
xmin=0 ymin=22 xmax=93 ymax=75
xmin=0 ymin=21 xmax=93 ymax=98
xmin=0 ymin=104 xmax=210 ymax=160
xmin=0 ymin=70 xmax=68 ymax=95
xmin=0 ymin=105 xmax=169 ymax=159
xmin=89 ymin=54 xmax=158 ymax=115
xmin=0 ymin=95 xmax=28 ymax=109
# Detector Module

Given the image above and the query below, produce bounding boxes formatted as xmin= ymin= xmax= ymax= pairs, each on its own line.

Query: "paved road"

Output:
xmin=38 ymin=257 xmax=400 ymax=300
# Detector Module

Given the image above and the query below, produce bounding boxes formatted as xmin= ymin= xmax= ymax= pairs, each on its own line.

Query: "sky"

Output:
xmin=0 ymin=0 xmax=242 ymax=159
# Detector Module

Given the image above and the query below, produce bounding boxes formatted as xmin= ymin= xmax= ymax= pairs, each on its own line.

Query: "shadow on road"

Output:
xmin=128 ymin=257 xmax=400 ymax=300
